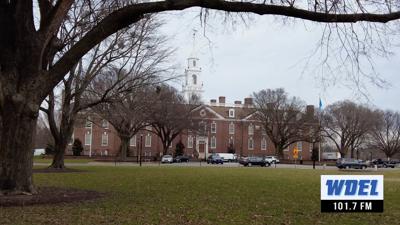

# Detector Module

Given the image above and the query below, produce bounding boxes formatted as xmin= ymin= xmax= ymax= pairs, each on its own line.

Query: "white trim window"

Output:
xmin=229 ymin=122 xmax=235 ymax=134
xmin=261 ymin=137 xmax=267 ymax=150
xmin=145 ymin=134 xmax=152 ymax=147
xmin=248 ymin=124 xmax=254 ymax=135
xmin=261 ymin=127 xmax=267 ymax=135
xmin=309 ymin=142 xmax=313 ymax=152
xmin=211 ymin=136 xmax=216 ymax=149
xmin=188 ymin=136 xmax=193 ymax=148
xmin=84 ymin=130 xmax=91 ymax=146
xmin=229 ymin=109 xmax=235 ymax=118
xmin=297 ymin=142 xmax=303 ymax=151
xmin=101 ymin=132 xmax=108 ymax=146
xmin=101 ymin=119 xmax=109 ymax=129
xmin=211 ymin=122 xmax=217 ymax=133
xmin=68 ymin=132 xmax=74 ymax=145
xmin=248 ymin=137 xmax=254 ymax=150
xmin=229 ymin=137 xmax=234 ymax=145
xmin=130 ymin=135 xmax=136 ymax=147
xmin=85 ymin=116 xmax=92 ymax=128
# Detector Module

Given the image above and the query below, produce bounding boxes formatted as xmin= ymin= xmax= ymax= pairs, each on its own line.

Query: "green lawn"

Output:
xmin=1 ymin=167 xmax=399 ymax=225
xmin=33 ymin=156 xmax=94 ymax=164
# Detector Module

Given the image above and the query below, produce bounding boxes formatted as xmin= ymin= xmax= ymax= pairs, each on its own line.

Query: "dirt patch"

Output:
xmin=0 ymin=187 xmax=104 ymax=207
xmin=33 ymin=168 xmax=87 ymax=173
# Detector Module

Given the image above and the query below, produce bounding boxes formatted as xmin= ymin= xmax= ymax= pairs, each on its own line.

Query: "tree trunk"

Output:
xmin=119 ymin=136 xmax=130 ymax=161
xmin=49 ymin=122 xmax=74 ymax=169
xmin=0 ymin=99 xmax=38 ymax=194
xmin=49 ymin=141 xmax=68 ymax=169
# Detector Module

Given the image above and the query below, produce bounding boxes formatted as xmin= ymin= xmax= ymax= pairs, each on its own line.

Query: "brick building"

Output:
xmin=68 ymin=97 xmax=318 ymax=160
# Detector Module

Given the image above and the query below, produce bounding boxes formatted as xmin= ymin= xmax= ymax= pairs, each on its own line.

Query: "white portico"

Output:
xmin=195 ymin=135 xmax=209 ymax=160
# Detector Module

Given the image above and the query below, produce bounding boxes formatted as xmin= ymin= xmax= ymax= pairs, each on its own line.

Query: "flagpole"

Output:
xmin=318 ymin=97 xmax=322 ymax=162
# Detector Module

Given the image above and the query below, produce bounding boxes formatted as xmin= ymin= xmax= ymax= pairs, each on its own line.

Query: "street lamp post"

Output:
xmin=89 ymin=124 xmax=93 ymax=157
xmin=139 ymin=134 xmax=143 ymax=167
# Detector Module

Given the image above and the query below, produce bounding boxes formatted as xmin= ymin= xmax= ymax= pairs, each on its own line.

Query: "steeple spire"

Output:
xmin=190 ymin=29 xmax=198 ymax=58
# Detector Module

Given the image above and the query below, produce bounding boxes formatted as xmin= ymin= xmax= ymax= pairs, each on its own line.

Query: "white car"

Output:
xmin=161 ymin=155 xmax=173 ymax=163
xmin=264 ymin=156 xmax=280 ymax=164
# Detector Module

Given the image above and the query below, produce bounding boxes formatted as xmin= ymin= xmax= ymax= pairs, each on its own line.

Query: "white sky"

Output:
xmin=159 ymin=9 xmax=400 ymax=111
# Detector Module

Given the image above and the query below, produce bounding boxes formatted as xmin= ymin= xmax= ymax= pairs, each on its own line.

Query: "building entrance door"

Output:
xmin=199 ymin=142 xmax=205 ymax=153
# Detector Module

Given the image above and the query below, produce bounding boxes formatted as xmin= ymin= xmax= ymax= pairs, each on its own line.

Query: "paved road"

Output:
xmin=34 ymin=161 xmax=399 ymax=171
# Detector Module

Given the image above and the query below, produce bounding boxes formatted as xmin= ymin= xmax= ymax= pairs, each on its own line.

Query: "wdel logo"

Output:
xmin=320 ymin=175 xmax=384 ymax=212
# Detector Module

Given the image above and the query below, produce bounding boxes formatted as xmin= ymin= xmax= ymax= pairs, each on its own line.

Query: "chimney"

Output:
xmin=219 ymin=96 xmax=226 ymax=106
xmin=306 ymin=105 xmax=315 ymax=117
xmin=210 ymin=99 xmax=217 ymax=106
xmin=234 ymin=100 xmax=242 ymax=107
xmin=244 ymin=97 xmax=253 ymax=107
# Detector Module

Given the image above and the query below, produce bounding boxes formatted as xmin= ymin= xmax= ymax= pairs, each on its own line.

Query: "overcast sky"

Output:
xmin=159 ymin=9 xmax=400 ymax=110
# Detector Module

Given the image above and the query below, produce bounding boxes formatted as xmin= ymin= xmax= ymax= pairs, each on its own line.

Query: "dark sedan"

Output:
xmin=207 ymin=155 xmax=224 ymax=164
xmin=239 ymin=156 xmax=271 ymax=167
xmin=371 ymin=159 xmax=397 ymax=168
xmin=173 ymin=155 xmax=190 ymax=163
xmin=336 ymin=158 xmax=368 ymax=169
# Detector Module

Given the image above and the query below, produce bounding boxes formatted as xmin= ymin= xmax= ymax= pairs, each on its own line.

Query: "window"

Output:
xmin=297 ymin=142 xmax=303 ymax=151
xmin=229 ymin=109 xmax=235 ymax=118
xmin=101 ymin=132 xmax=108 ymax=146
xmin=261 ymin=127 xmax=267 ymax=135
xmin=192 ymin=74 xmax=197 ymax=85
xmin=68 ymin=132 xmax=74 ymax=145
xmin=248 ymin=124 xmax=254 ymax=135
xmin=211 ymin=136 xmax=216 ymax=149
xmin=101 ymin=119 xmax=108 ymax=128
xmin=248 ymin=137 xmax=254 ymax=150
xmin=85 ymin=116 xmax=92 ymax=128
xmin=193 ymin=60 xmax=196 ymax=67
xmin=188 ymin=136 xmax=193 ymax=148
xmin=229 ymin=137 xmax=234 ymax=145
xmin=261 ymin=137 xmax=267 ymax=150
xmin=145 ymin=134 xmax=152 ymax=147
xmin=84 ymin=130 xmax=91 ymax=146
xmin=130 ymin=135 xmax=136 ymax=147
xmin=211 ymin=122 xmax=216 ymax=133
xmin=229 ymin=122 xmax=235 ymax=134
xmin=309 ymin=142 xmax=313 ymax=152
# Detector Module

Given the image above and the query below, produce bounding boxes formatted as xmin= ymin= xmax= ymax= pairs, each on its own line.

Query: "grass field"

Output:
xmin=1 ymin=166 xmax=399 ymax=225
xmin=33 ymin=156 xmax=94 ymax=164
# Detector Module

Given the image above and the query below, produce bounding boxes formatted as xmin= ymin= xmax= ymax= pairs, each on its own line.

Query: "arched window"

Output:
xmin=192 ymin=74 xmax=197 ymax=85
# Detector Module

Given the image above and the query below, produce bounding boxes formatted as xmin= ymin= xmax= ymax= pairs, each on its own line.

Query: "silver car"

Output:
xmin=264 ymin=156 xmax=280 ymax=164
xmin=161 ymin=155 xmax=173 ymax=163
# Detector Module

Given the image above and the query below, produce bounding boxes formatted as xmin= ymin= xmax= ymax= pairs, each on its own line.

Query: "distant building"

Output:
xmin=68 ymin=97 xmax=318 ymax=160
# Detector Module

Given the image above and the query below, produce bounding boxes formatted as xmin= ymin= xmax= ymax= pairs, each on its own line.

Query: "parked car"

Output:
xmin=371 ymin=159 xmax=397 ymax=168
xmin=173 ymin=155 xmax=190 ymax=163
xmin=207 ymin=155 xmax=224 ymax=164
xmin=336 ymin=158 xmax=368 ymax=169
xmin=216 ymin=153 xmax=237 ymax=162
xmin=161 ymin=155 xmax=173 ymax=163
xmin=239 ymin=156 xmax=271 ymax=167
xmin=264 ymin=156 xmax=280 ymax=164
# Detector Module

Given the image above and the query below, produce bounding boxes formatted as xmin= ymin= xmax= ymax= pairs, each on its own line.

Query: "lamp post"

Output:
xmin=139 ymin=134 xmax=143 ymax=167
xmin=89 ymin=123 xmax=93 ymax=157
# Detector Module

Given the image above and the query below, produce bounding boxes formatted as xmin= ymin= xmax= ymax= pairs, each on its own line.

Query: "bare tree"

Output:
xmin=93 ymin=85 xmax=154 ymax=161
xmin=40 ymin=13 xmax=171 ymax=169
xmin=369 ymin=110 xmax=400 ymax=160
xmin=321 ymin=100 xmax=375 ymax=158
xmin=149 ymin=85 xmax=199 ymax=156
xmin=2 ymin=0 xmax=400 ymax=194
xmin=253 ymin=88 xmax=315 ymax=157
